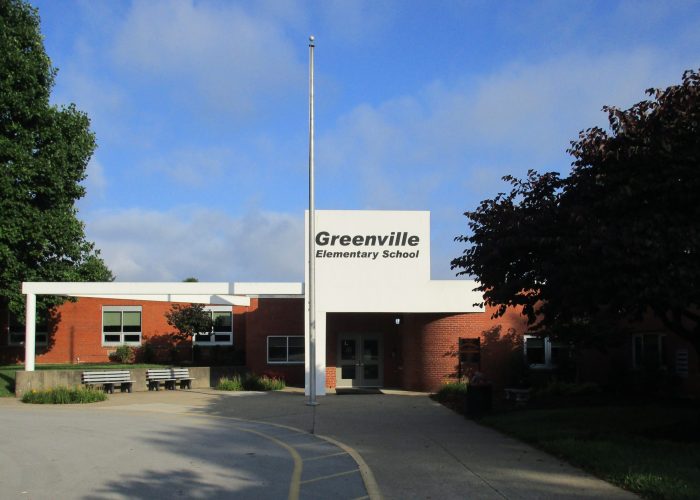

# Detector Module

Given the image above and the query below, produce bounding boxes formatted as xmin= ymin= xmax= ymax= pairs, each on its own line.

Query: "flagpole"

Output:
xmin=307 ymin=35 xmax=318 ymax=407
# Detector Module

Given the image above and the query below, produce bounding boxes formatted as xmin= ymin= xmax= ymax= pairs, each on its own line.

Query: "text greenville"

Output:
xmin=315 ymin=231 xmax=421 ymax=260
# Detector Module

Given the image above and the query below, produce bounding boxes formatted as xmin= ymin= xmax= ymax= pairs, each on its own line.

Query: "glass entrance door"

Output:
xmin=337 ymin=334 xmax=382 ymax=387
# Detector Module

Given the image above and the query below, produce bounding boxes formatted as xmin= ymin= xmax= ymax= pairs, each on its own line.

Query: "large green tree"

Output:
xmin=0 ymin=0 xmax=113 ymax=321
xmin=452 ymin=69 xmax=700 ymax=355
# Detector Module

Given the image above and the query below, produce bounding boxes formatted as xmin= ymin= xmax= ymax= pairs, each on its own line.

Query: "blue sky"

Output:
xmin=32 ymin=0 xmax=700 ymax=282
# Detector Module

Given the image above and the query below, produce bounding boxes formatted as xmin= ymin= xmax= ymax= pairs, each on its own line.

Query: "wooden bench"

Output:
xmin=146 ymin=368 xmax=195 ymax=391
xmin=82 ymin=370 xmax=133 ymax=394
xmin=504 ymin=387 xmax=531 ymax=405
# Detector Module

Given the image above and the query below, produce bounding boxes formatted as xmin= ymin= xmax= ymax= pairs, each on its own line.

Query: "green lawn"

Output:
xmin=0 ymin=363 xmax=167 ymax=397
xmin=480 ymin=405 xmax=700 ymax=500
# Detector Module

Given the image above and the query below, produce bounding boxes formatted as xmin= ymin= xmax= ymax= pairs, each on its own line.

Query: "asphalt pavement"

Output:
xmin=0 ymin=389 xmax=637 ymax=499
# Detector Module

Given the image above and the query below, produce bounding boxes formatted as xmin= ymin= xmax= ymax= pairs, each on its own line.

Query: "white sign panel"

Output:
xmin=306 ymin=211 xmax=432 ymax=312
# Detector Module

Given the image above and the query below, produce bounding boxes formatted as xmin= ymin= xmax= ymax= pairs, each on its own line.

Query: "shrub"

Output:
xmin=217 ymin=375 xmax=244 ymax=391
xmin=258 ymin=375 xmax=286 ymax=391
xmin=216 ymin=373 xmax=286 ymax=391
xmin=109 ymin=345 xmax=135 ymax=364
xmin=22 ymin=386 xmax=107 ymax=404
xmin=436 ymin=381 xmax=469 ymax=400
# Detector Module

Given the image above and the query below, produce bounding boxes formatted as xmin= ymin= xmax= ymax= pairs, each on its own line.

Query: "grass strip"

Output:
xmin=481 ymin=405 xmax=700 ymax=500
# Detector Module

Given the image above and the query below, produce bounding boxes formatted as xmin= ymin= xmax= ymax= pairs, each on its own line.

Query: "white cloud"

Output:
xmin=319 ymin=48 xmax=691 ymax=209
xmin=112 ymin=0 xmax=305 ymax=116
xmin=85 ymin=207 xmax=304 ymax=282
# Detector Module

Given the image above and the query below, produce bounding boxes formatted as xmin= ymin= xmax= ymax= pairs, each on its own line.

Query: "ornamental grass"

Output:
xmin=21 ymin=386 xmax=107 ymax=404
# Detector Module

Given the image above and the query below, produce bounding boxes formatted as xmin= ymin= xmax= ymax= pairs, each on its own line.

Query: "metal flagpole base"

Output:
xmin=305 ymin=400 xmax=320 ymax=406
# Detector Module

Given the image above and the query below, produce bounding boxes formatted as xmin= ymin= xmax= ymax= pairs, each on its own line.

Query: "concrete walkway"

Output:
xmin=1 ymin=390 xmax=637 ymax=499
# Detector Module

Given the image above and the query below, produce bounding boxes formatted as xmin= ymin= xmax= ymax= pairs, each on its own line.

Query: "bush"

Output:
xmin=216 ymin=373 xmax=285 ymax=391
xmin=258 ymin=375 xmax=286 ymax=391
xmin=435 ymin=381 xmax=469 ymax=400
xmin=22 ymin=386 xmax=107 ymax=404
xmin=217 ymin=375 xmax=244 ymax=391
xmin=109 ymin=345 xmax=135 ymax=364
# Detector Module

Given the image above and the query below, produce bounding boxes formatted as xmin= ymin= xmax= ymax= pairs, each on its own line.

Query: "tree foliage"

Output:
xmin=165 ymin=304 xmax=213 ymax=342
xmin=0 ymin=0 xmax=113 ymax=319
xmin=452 ymin=69 xmax=700 ymax=354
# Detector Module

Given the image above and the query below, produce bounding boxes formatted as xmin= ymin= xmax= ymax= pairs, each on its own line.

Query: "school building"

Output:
xmin=2 ymin=210 xmax=698 ymax=395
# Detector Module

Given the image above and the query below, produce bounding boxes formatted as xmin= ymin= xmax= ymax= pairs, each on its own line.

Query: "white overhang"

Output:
xmin=233 ymin=282 xmax=304 ymax=297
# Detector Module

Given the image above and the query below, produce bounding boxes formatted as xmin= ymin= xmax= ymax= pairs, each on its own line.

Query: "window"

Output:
xmin=102 ymin=306 xmax=142 ymax=345
xmin=633 ymin=333 xmax=667 ymax=370
xmin=193 ymin=307 xmax=233 ymax=345
xmin=458 ymin=338 xmax=481 ymax=378
xmin=524 ymin=336 xmax=569 ymax=368
xmin=7 ymin=312 xmax=48 ymax=346
xmin=267 ymin=336 xmax=304 ymax=364
xmin=8 ymin=331 xmax=48 ymax=346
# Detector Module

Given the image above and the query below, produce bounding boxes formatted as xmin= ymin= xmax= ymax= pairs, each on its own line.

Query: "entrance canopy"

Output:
xmin=20 ymin=281 xmax=260 ymax=371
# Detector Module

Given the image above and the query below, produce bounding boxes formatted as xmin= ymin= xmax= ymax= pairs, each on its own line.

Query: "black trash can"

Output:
xmin=466 ymin=383 xmax=492 ymax=418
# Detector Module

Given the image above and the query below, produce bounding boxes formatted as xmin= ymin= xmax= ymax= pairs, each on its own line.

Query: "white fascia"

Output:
xmin=233 ymin=282 xmax=304 ymax=297
xmin=22 ymin=282 xmax=236 ymax=295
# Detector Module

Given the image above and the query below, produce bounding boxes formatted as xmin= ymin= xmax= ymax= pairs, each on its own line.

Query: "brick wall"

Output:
xmin=244 ymin=297 xmax=305 ymax=386
xmin=324 ymin=309 xmax=527 ymax=392
xmin=0 ymin=297 xmax=240 ymax=366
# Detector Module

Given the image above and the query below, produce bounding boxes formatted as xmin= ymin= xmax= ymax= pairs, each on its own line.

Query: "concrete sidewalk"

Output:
xmin=93 ymin=388 xmax=636 ymax=499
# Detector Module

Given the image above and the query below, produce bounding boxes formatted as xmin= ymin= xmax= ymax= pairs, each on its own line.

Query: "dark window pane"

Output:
xmin=288 ymin=337 xmax=304 ymax=362
xmin=364 ymin=364 xmax=379 ymax=380
xmin=341 ymin=339 xmax=356 ymax=361
xmin=268 ymin=337 xmax=287 ymax=361
xmin=214 ymin=334 xmax=231 ymax=343
xmin=363 ymin=339 xmax=378 ymax=362
xmin=213 ymin=312 xmax=232 ymax=332
xmin=196 ymin=334 xmax=212 ymax=342
xmin=268 ymin=347 xmax=287 ymax=362
xmin=526 ymin=338 xmax=545 ymax=364
xmin=341 ymin=365 xmax=356 ymax=380
xmin=124 ymin=335 xmax=140 ymax=343
xmin=642 ymin=334 xmax=661 ymax=369
xmin=104 ymin=334 xmax=120 ymax=343
xmin=550 ymin=341 xmax=568 ymax=366
xmin=459 ymin=338 xmax=481 ymax=364
xmin=634 ymin=336 xmax=643 ymax=366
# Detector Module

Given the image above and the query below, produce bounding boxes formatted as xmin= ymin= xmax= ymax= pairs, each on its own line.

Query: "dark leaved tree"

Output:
xmin=0 ymin=0 xmax=113 ymax=323
xmin=165 ymin=304 xmax=213 ymax=343
xmin=453 ymin=69 xmax=700 ymax=355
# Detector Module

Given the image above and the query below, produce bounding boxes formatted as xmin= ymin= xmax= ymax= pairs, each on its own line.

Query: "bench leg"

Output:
xmin=104 ymin=383 xmax=114 ymax=394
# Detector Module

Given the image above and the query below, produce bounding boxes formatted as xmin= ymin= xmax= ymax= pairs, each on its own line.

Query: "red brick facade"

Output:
xmin=244 ymin=297 xmax=305 ymax=386
xmin=325 ymin=307 xmax=528 ymax=392
xmin=2 ymin=296 xmax=698 ymax=395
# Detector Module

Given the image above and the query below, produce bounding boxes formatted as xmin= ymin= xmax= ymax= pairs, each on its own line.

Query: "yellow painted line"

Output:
xmin=95 ymin=405 xmax=380 ymax=499
xmin=317 ymin=434 xmax=383 ymax=500
xmin=300 ymin=468 xmax=360 ymax=485
xmin=304 ymin=451 xmax=349 ymax=462
xmin=92 ymin=408 xmax=303 ymax=500
xmin=237 ymin=427 xmax=302 ymax=500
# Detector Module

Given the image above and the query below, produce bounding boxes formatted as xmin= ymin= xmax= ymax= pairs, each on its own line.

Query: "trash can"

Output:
xmin=466 ymin=383 xmax=492 ymax=418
